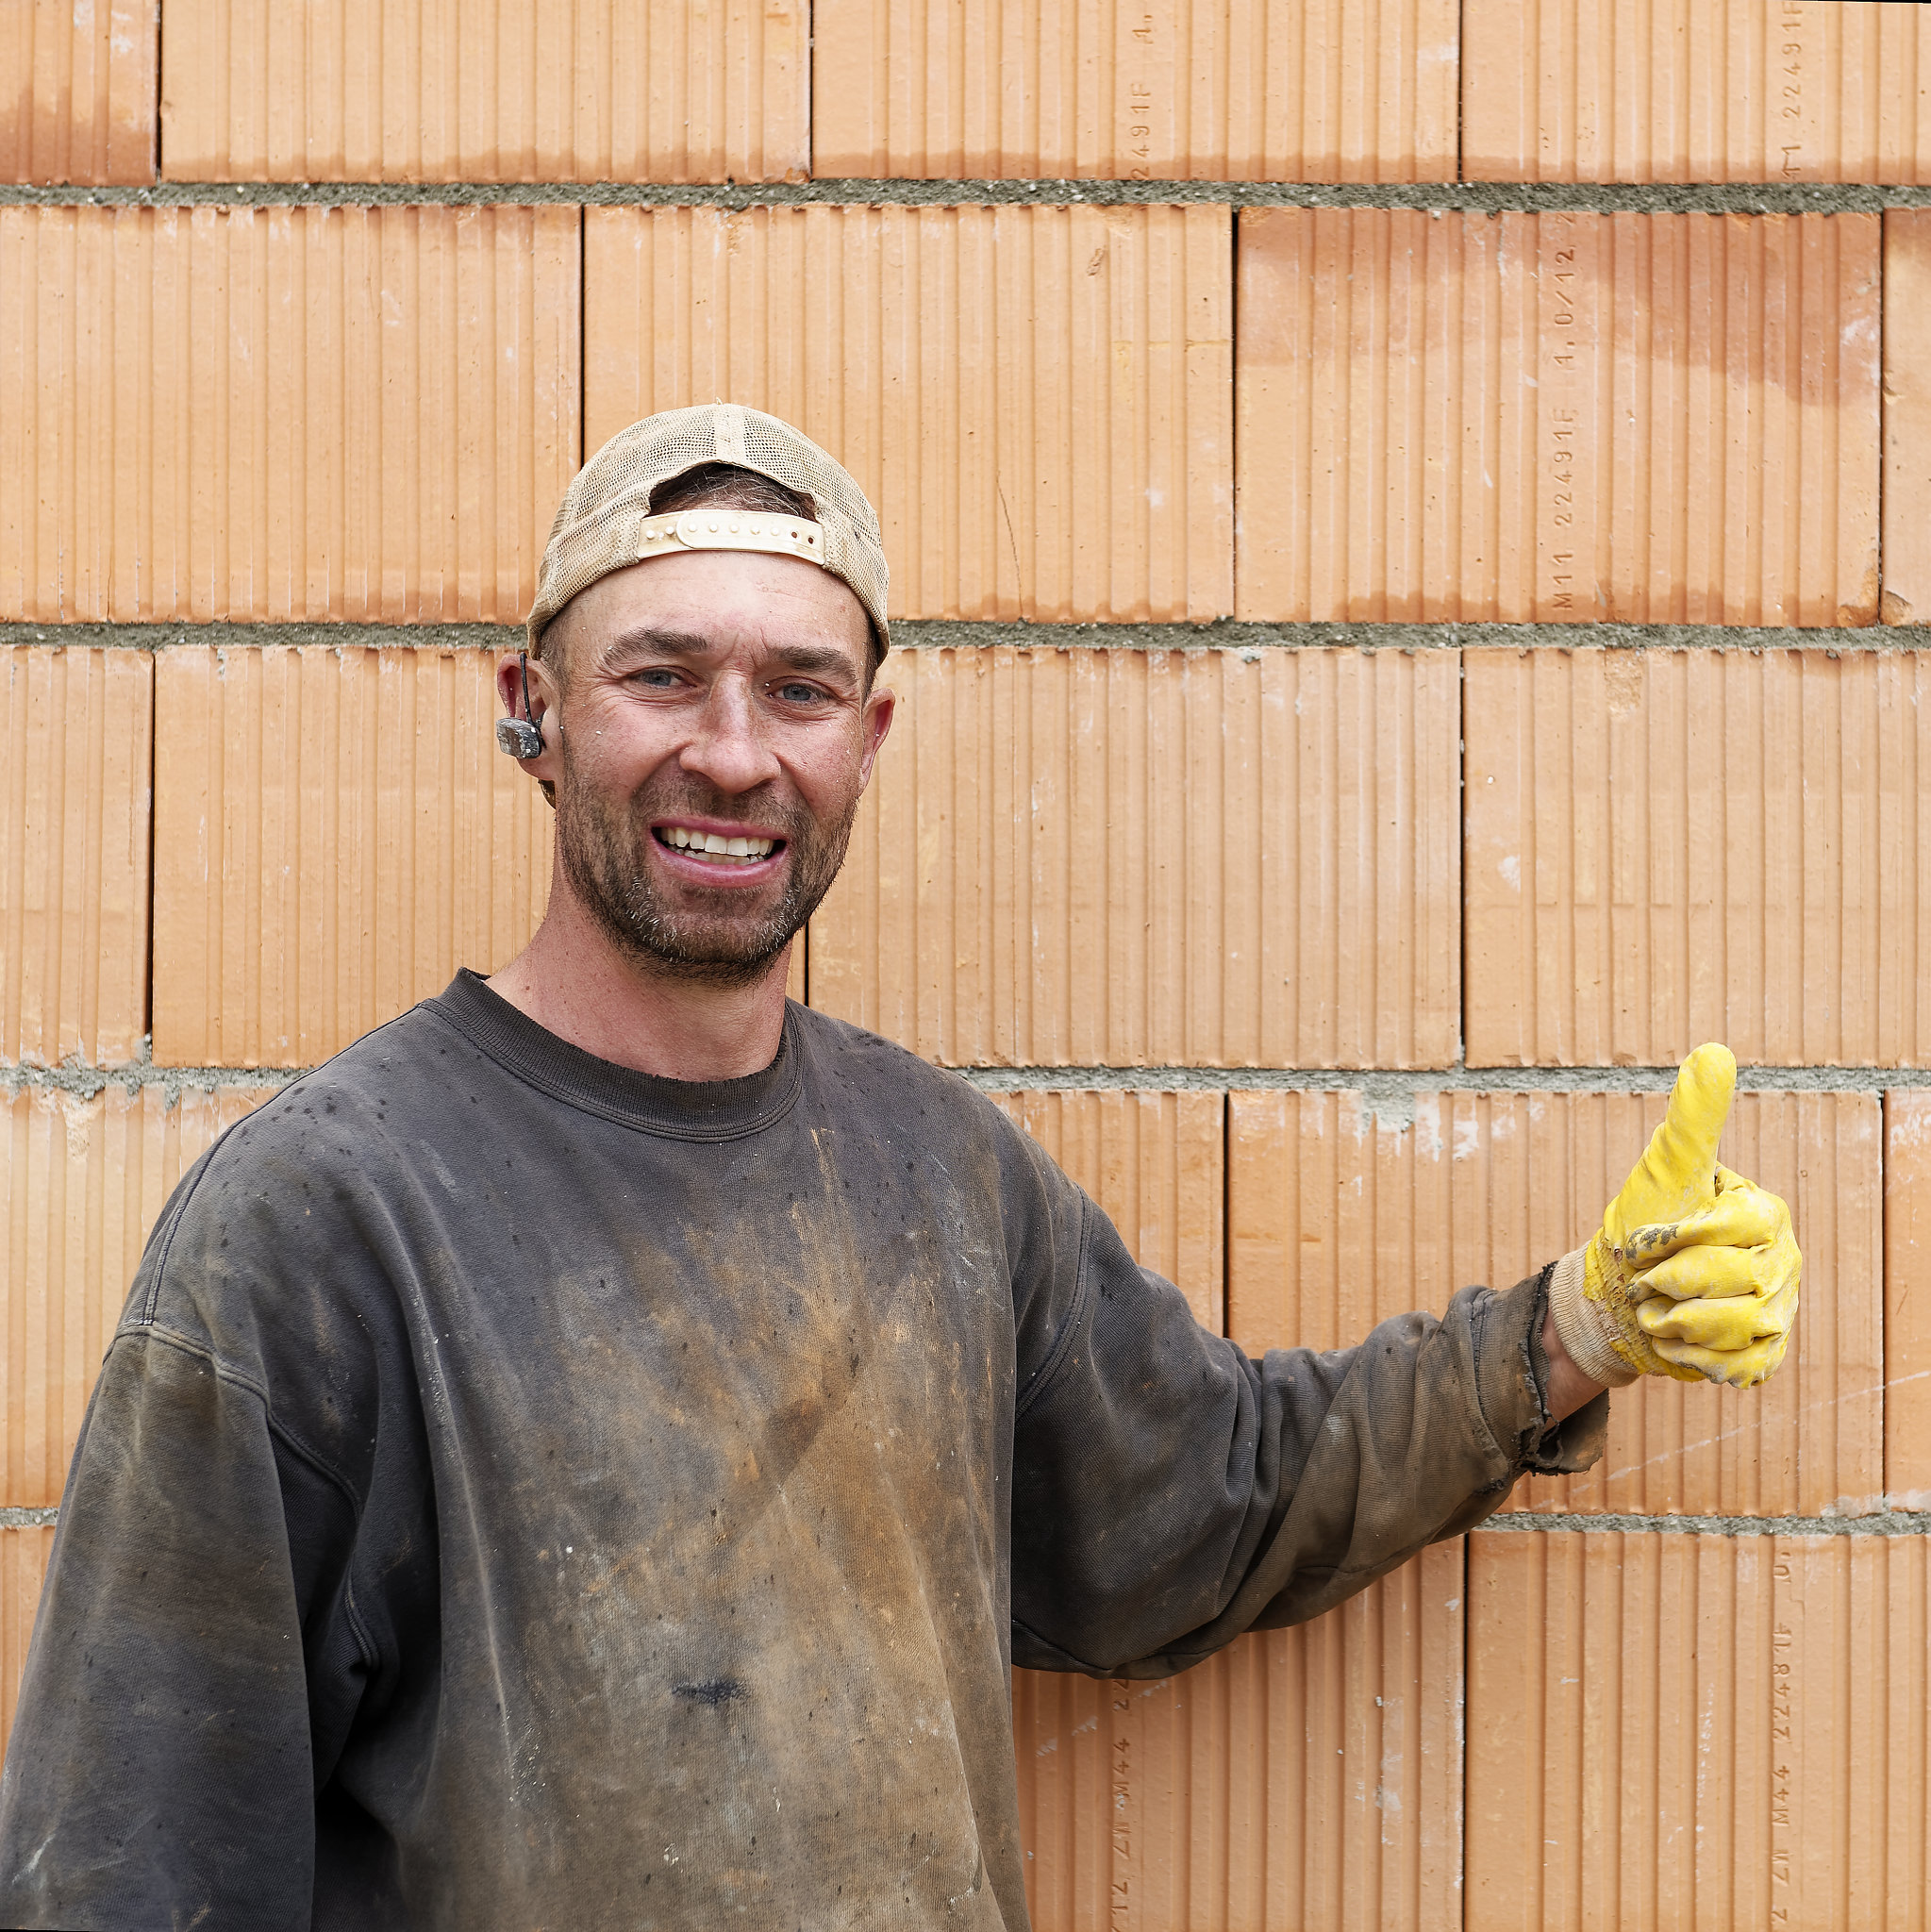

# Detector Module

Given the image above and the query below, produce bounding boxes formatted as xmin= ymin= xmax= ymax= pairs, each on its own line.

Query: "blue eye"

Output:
xmin=777 ymin=682 xmax=824 ymax=704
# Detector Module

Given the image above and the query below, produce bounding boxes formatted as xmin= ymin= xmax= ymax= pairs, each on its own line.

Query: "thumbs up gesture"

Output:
xmin=1549 ymin=1044 xmax=1801 ymax=1391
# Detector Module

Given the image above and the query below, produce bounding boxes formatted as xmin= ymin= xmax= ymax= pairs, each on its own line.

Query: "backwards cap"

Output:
xmin=525 ymin=404 xmax=891 ymax=661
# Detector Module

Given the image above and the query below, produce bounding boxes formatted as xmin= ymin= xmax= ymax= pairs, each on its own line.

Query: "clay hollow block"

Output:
xmin=1462 ymin=0 xmax=1931 ymax=186
xmin=1228 ymin=1088 xmax=1883 ymax=1519
xmin=1464 ymin=646 xmax=1931 ymax=1068
xmin=1883 ymin=1091 xmax=1931 ymax=1509
xmin=989 ymin=1090 xmax=1224 ymax=1329
xmin=0 ymin=1525 xmax=55 ymax=1758
xmin=0 ymin=204 xmax=580 ymax=625
xmin=151 ymin=647 xmax=554 ymax=1068
xmin=807 ymin=645 xmax=1459 ymax=1069
xmin=585 ymin=203 xmax=1233 ymax=625
xmin=1016 ymin=1541 xmax=1464 ymax=1932
xmin=1467 ymin=1530 xmax=1930 ymax=1930
xmin=1 ymin=1085 xmax=271 ymax=1509
xmin=1235 ymin=208 xmax=1879 ymax=626
xmin=158 ymin=0 xmax=806 ymax=184
xmin=811 ymin=0 xmax=1457 ymax=182
xmin=0 ymin=0 xmax=155 ymax=184
xmin=1 ymin=648 xmax=152 ymax=1070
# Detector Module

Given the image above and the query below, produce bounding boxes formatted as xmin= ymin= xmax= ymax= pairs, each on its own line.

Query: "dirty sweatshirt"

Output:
xmin=0 ymin=972 xmax=1606 ymax=1932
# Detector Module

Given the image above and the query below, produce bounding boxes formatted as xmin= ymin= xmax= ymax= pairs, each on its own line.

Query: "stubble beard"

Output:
xmin=555 ymin=747 xmax=858 ymax=991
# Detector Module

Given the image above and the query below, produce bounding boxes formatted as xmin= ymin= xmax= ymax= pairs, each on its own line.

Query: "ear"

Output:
xmin=857 ymin=683 xmax=896 ymax=787
xmin=495 ymin=651 xmax=563 ymax=773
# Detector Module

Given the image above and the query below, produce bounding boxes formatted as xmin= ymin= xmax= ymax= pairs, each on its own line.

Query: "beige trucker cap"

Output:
xmin=525 ymin=404 xmax=890 ymax=661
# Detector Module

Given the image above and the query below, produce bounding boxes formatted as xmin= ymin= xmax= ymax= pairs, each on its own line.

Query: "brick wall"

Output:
xmin=5 ymin=3 xmax=1930 ymax=1924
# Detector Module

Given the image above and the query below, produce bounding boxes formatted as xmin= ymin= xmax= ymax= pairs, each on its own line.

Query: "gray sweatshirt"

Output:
xmin=0 ymin=972 xmax=1605 ymax=1930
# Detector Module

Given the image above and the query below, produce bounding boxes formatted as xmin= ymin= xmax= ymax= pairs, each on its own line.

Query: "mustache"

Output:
xmin=630 ymin=781 xmax=813 ymax=841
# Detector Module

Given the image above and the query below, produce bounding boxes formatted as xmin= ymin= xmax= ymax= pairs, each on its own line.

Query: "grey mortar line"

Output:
xmin=8 ymin=1059 xmax=1921 ymax=1103
xmin=0 ymin=1507 xmax=58 ymax=1529
xmin=880 ymin=619 xmax=1922 ymax=653
xmin=0 ymin=178 xmax=1926 ymax=213
xmin=1482 ymin=1508 xmax=1931 ymax=1537
xmin=0 ymin=622 xmax=529 ymax=653
xmin=5 ymin=619 xmax=1923 ymax=654
xmin=2 ymin=1056 xmax=308 ymax=1104
xmin=958 ymin=1064 xmax=1931 ymax=1097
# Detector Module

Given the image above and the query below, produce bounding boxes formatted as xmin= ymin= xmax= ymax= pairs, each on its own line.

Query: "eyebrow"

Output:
xmin=596 ymin=626 xmax=714 ymax=665
xmin=597 ymin=626 xmax=861 ymax=683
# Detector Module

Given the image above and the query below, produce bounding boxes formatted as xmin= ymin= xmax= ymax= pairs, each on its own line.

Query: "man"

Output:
xmin=0 ymin=407 xmax=1799 ymax=1930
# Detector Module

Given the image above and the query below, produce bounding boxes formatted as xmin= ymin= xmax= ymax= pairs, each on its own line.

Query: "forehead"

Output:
xmin=552 ymin=549 xmax=874 ymax=675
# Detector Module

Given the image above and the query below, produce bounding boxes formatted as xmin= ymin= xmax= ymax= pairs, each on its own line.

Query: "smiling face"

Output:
xmin=526 ymin=547 xmax=893 ymax=989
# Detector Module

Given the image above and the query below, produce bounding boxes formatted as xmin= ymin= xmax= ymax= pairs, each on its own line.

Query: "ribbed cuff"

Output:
xmin=1547 ymin=1245 xmax=1641 ymax=1389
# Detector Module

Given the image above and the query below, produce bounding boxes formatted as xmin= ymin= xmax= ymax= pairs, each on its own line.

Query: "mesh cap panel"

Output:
xmin=526 ymin=404 xmax=890 ymax=660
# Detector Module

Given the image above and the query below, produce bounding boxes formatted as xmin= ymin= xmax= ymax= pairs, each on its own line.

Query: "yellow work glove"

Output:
xmin=1547 ymin=1043 xmax=1801 ymax=1391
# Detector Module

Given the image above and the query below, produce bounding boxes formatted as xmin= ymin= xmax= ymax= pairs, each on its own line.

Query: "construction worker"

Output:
xmin=0 ymin=408 xmax=1799 ymax=1931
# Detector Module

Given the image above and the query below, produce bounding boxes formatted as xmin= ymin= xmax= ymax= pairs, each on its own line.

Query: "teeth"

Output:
xmin=662 ymin=825 xmax=775 ymax=862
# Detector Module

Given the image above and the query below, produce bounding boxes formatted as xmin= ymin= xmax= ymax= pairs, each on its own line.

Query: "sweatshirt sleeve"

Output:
xmin=0 ymin=1325 xmax=358 ymax=1932
xmin=1007 ymin=1184 xmax=1607 ymax=1679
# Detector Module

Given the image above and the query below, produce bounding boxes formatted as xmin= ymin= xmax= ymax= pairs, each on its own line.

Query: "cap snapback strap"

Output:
xmin=633 ymin=508 xmax=826 ymax=566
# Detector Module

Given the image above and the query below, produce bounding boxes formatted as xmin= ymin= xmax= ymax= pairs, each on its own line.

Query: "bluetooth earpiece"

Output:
xmin=495 ymin=651 xmax=545 ymax=759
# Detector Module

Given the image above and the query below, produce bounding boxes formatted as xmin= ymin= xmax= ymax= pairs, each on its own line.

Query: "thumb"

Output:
xmin=1613 ymin=1043 xmax=1737 ymax=1238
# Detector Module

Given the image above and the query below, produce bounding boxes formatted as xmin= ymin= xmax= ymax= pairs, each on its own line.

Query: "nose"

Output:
xmin=679 ymin=674 xmax=782 ymax=794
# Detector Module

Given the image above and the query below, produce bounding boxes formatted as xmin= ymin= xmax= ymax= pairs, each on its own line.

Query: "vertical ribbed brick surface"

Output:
xmin=1885 ymin=1091 xmax=1931 ymax=1509
xmin=1015 ymin=1541 xmax=1463 ymax=1932
xmin=151 ymin=648 xmax=552 ymax=1067
xmin=1230 ymin=1090 xmax=1883 ymax=1519
xmin=808 ymin=646 xmax=1459 ymax=1068
xmin=158 ymin=0 xmax=806 ymax=183
xmin=1226 ymin=1089 xmax=1465 ymax=1356
xmin=1467 ymin=1531 xmax=1773 ymax=1931
xmin=0 ymin=205 xmax=580 ymax=624
xmin=0 ymin=1525 xmax=54 ymax=1758
xmin=1235 ymin=209 xmax=1881 ymax=625
xmin=0 ymin=0 xmax=156 ymax=183
xmin=1467 ymin=1531 xmax=1929 ymax=1932
xmin=1 ymin=649 xmax=151 ymax=1069
xmin=1465 ymin=648 xmax=1930 ymax=1068
xmin=1464 ymin=0 xmax=1931 ymax=185
xmin=811 ymin=0 xmax=1456 ymax=181
xmin=1884 ymin=212 xmax=1931 ymax=625
xmin=1 ymin=1085 xmax=270 ymax=1508
xmin=990 ymin=1090 xmax=1224 ymax=1328
xmin=585 ymin=204 xmax=1232 ymax=623
xmin=1768 ymin=1534 xmax=1931 ymax=1928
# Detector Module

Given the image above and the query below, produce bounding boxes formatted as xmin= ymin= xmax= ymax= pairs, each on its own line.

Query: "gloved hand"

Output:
xmin=1548 ymin=1043 xmax=1801 ymax=1391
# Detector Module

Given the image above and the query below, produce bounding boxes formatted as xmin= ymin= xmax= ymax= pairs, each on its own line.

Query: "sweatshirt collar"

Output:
xmin=427 ymin=969 xmax=804 ymax=1142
